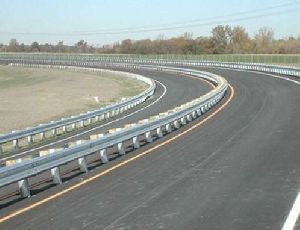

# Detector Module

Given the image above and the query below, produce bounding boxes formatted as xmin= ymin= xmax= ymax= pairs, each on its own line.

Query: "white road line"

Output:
xmin=1 ymin=80 xmax=167 ymax=161
xmin=282 ymin=192 xmax=300 ymax=230
xmin=248 ymin=70 xmax=300 ymax=85
xmin=203 ymin=66 xmax=300 ymax=85
xmin=204 ymin=66 xmax=300 ymax=230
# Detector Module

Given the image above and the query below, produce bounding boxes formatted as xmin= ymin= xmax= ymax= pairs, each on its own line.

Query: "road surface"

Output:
xmin=0 ymin=66 xmax=299 ymax=230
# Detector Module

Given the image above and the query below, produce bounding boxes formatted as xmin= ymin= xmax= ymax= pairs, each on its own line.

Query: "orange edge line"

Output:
xmin=0 ymin=79 xmax=235 ymax=224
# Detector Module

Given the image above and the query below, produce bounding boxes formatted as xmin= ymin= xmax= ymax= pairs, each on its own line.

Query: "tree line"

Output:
xmin=0 ymin=25 xmax=299 ymax=54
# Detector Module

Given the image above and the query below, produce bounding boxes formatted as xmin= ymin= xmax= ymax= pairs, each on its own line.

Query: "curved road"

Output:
xmin=0 ymin=66 xmax=299 ymax=230
xmin=0 ymin=68 xmax=212 ymax=160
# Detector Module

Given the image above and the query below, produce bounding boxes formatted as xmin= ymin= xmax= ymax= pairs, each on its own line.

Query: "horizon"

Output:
xmin=0 ymin=0 xmax=300 ymax=46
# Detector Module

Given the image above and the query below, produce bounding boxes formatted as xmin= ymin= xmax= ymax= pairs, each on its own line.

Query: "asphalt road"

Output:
xmin=0 ymin=67 xmax=299 ymax=230
xmin=0 ymin=68 xmax=212 ymax=161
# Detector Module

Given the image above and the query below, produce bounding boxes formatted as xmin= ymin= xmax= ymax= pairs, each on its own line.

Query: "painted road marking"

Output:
xmin=0 ymin=70 xmax=214 ymax=201
xmin=1 ymin=80 xmax=167 ymax=161
xmin=206 ymin=66 xmax=300 ymax=86
xmin=282 ymin=192 xmax=300 ymax=230
xmin=0 ymin=83 xmax=234 ymax=224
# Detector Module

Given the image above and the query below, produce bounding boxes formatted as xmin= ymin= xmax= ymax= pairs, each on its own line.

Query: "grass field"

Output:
xmin=0 ymin=65 xmax=148 ymax=133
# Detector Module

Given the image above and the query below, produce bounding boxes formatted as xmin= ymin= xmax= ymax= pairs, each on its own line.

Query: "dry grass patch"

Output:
xmin=0 ymin=66 xmax=147 ymax=133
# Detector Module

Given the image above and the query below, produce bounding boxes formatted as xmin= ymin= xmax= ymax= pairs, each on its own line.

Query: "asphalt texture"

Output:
xmin=0 ymin=67 xmax=299 ymax=230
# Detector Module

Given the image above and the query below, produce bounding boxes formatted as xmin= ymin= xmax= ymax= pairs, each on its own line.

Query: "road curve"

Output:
xmin=0 ymin=67 xmax=299 ymax=230
xmin=1 ymin=68 xmax=212 ymax=161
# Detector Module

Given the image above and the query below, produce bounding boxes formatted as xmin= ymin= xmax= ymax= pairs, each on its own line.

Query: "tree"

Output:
xmin=230 ymin=26 xmax=251 ymax=53
xmin=254 ymin=27 xmax=274 ymax=53
xmin=75 ymin=40 xmax=88 ymax=53
xmin=31 ymin=41 xmax=40 ymax=52
xmin=57 ymin=40 xmax=65 ymax=53
xmin=120 ymin=39 xmax=133 ymax=53
xmin=211 ymin=25 xmax=232 ymax=54
xmin=7 ymin=39 xmax=18 ymax=52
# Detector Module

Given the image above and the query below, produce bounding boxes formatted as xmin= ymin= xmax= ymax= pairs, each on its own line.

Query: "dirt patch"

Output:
xmin=0 ymin=66 xmax=147 ymax=133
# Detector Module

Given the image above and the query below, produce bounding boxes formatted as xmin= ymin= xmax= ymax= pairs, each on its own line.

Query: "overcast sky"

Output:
xmin=0 ymin=0 xmax=299 ymax=46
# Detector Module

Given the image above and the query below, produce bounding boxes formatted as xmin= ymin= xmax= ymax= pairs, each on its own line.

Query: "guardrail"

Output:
xmin=0 ymin=64 xmax=156 ymax=153
xmin=0 ymin=65 xmax=228 ymax=197
xmin=0 ymin=54 xmax=299 ymax=77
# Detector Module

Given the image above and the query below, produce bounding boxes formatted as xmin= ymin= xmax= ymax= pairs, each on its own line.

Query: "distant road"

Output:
xmin=0 ymin=66 xmax=299 ymax=230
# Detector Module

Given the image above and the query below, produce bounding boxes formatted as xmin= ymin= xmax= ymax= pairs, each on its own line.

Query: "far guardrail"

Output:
xmin=0 ymin=65 xmax=228 ymax=197
xmin=0 ymin=64 xmax=156 ymax=153
xmin=1 ymin=55 xmax=299 ymax=77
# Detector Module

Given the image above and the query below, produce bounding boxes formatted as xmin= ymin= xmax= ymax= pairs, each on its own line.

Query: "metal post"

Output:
xmin=13 ymin=139 xmax=19 ymax=150
xmin=145 ymin=131 xmax=152 ymax=143
xmin=118 ymin=142 xmax=125 ymax=155
xmin=18 ymin=178 xmax=30 ymax=198
xmin=52 ymin=128 xmax=57 ymax=136
xmin=201 ymin=106 xmax=206 ymax=114
xmin=133 ymin=136 xmax=140 ymax=149
xmin=156 ymin=127 xmax=163 ymax=138
xmin=27 ymin=135 xmax=33 ymax=145
xmin=180 ymin=117 xmax=187 ymax=125
xmin=166 ymin=124 xmax=172 ymax=133
xmin=40 ymin=132 xmax=45 ymax=140
xmin=173 ymin=120 xmax=180 ymax=129
xmin=51 ymin=167 xmax=62 ymax=184
xmin=99 ymin=149 xmax=108 ymax=163
xmin=196 ymin=109 xmax=202 ymax=116
xmin=78 ymin=157 xmax=89 ymax=173
xmin=192 ymin=111 xmax=197 ymax=119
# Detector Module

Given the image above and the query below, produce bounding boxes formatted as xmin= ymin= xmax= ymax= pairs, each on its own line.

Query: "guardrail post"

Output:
xmin=52 ymin=128 xmax=57 ymax=136
xmin=192 ymin=111 xmax=197 ymax=119
xmin=166 ymin=124 xmax=172 ymax=133
xmin=0 ymin=144 xmax=3 ymax=154
xmin=118 ymin=142 xmax=125 ymax=155
xmin=71 ymin=123 xmax=76 ymax=130
xmin=208 ymin=102 xmax=212 ymax=109
xmin=99 ymin=149 xmax=109 ymax=163
xmin=78 ymin=157 xmax=89 ymax=173
xmin=186 ymin=114 xmax=193 ymax=122
xmin=173 ymin=120 xmax=180 ymax=129
xmin=133 ymin=136 xmax=140 ymax=149
xmin=18 ymin=178 xmax=30 ymax=198
xmin=180 ymin=117 xmax=187 ymax=125
xmin=62 ymin=126 xmax=66 ymax=133
xmin=196 ymin=109 xmax=202 ymax=116
xmin=27 ymin=135 xmax=33 ymax=145
xmin=201 ymin=106 xmax=206 ymax=114
xmin=80 ymin=120 xmax=84 ymax=127
xmin=51 ymin=167 xmax=62 ymax=184
xmin=13 ymin=139 xmax=19 ymax=150
xmin=40 ymin=132 xmax=45 ymax=140
xmin=205 ymin=104 xmax=209 ymax=111
xmin=111 ymin=110 xmax=115 ymax=117
xmin=156 ymin=127 xmax=163 ymax=138
xmin=145 ymin=131 xmax=153 ymax=143
xmin=105 ymin=112 xmax=110 ymax=119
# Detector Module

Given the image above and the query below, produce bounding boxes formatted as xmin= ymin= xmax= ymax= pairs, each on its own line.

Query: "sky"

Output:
xmin=0 ymin=0 xmax=299 ymax=46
